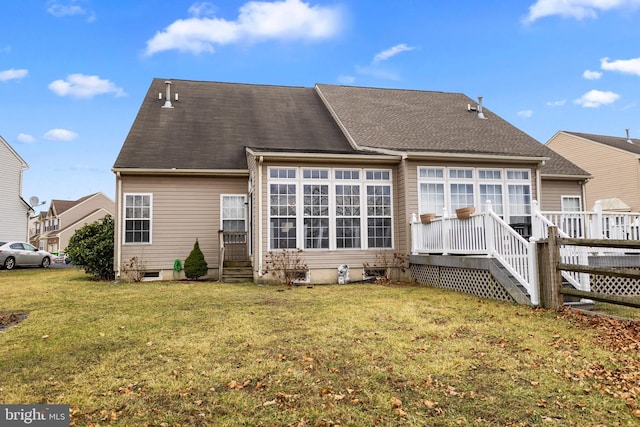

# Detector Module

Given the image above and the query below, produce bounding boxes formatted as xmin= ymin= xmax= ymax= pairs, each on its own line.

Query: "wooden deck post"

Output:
xmin=538 ymin=226 xmax=563 ymax=310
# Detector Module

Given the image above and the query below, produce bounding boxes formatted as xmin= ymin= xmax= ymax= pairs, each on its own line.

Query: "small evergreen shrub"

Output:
xmin=65 ymin=215 xmax=115 ymax=280
xmin=184 ymin=239 xmax=208 ymax=280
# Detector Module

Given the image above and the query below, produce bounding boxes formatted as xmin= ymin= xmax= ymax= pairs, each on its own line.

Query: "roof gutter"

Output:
xmin=401 ymin=150 xmax=550 ymax=163
xmin=245 ymin=148 xmax=400 ymax=163
xmin=111 ymin=168 xmax=250 ymax=176
xmin=541 ymin=173 xmax=593 ymax=180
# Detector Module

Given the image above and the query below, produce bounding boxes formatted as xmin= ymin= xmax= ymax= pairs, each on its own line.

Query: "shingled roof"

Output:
xmin=315 ymin=84 xmax=589 ymax=177
xmin=561 ymin=131 xmax=640 ymax=156
xmin=113 ymin=79 xmax=588 ymax=178
xmin=113 ymin=79 xmax=358 ymax=171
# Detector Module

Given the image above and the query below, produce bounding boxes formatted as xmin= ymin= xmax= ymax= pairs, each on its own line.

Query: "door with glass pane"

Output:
xmin=221 ymin=195 xmax=247 ymax=261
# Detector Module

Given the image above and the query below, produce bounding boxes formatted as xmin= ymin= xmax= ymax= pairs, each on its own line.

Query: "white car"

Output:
xmin=0 ymin=241 xmax=52 ymax=270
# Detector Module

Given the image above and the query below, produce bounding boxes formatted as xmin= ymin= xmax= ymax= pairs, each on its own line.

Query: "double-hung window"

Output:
xmin=124 ymin=194 xmax=152 ymax=243
xmin=303 ymin=169 xmax=330 ymax=249
xmin=506 ymin=170 xmax=532 ymax=225
xmin=269 ymin=168 xmax=297 ymax=249
xmin=478 ymin=169 xmax=504 ymax=216
xmin=418 ymin=168 xmax=445 ymax=216
xmin=267 ymin=167 xmax=393 ymax=250
xmin=449 ymin=168 xmax=474 ymax=211
xmin=335 ymin=170 xmax=361 ymax=249
xmin=366 ymin=170 xmax=393 ymax=248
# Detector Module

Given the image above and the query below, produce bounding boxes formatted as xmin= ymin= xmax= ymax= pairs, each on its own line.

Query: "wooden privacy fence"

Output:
xmin=538 ymin=226 xmax=640 ymax=310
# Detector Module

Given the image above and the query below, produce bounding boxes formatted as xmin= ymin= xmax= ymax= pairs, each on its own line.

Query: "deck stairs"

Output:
xmin=221 ymin=260 xmax=253 ymax=283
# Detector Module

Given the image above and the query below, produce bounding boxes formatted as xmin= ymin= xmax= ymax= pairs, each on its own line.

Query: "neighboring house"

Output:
xmin=29 ymin=192 xmax=115 ymax=254
xmin=546 ymin=131 xmax=640 ymax=211
xmin=112 ymin=79 xmax=589 ymax=283
xmin=0 ymin=135 xmax=32 ymax=241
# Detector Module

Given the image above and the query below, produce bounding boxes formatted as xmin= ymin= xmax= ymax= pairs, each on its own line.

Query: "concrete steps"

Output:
xmin=221 ymin=260 xmax=253 ymax=283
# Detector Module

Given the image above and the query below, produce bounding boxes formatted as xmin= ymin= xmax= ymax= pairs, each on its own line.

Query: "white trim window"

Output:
xmin=366 ymin=170 xmax=393 ymax=249
xmin=124 ymin=194 xmax=152 ymax=244
xmin=303 ymin=169 xmax=330 ymax=249
xmin=267 ymin=167 xmax=393 ymax=250
xmin=418 ymin=168 xmax=445 ymax=217
xmin=221 ymin=195 xmax=246 ymax=232
xmin=269 ymin=168 xmax=297 ymax=249
xmin=561 ymin=195 xmax=582 ymax=212
xmin=335 ymin=170 xmax=362 ymax=249
xmin=417 ymin=166 xmax=532 ymax=225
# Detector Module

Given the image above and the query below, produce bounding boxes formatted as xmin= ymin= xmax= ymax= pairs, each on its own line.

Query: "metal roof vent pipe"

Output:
xmin=162 ymin=80 xmax=174 ymax=109
xmin=626 ymin=128 xmax=633 ymax=143
xmin=477 ymin=96 xmax=487 ymax=119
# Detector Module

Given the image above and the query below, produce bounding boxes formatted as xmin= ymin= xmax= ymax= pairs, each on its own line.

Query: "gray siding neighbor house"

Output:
xmin=0 ymin=135 xmax=32 ymax=241
xmin=112 ymin=78 xmax=589 ymax=283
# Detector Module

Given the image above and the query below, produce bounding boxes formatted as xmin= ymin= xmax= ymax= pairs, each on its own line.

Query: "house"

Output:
xmin=112 ymin=78 xmax=589 ymax=283
xmin=0 ymin=135 xmax=32 ymax=241
xmin=29 ymin=192 xmax=115 ymax=255
xmin=546 ymin=130 xmax=640 ymax=211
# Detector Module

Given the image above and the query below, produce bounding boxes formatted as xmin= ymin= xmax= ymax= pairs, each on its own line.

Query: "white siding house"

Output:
xmin=0 ymin=135 xmax=31 ymax=241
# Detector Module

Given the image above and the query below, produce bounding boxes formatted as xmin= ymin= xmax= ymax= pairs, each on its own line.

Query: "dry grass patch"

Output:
xmin=0 ymin=269 xmax=639 ymax=426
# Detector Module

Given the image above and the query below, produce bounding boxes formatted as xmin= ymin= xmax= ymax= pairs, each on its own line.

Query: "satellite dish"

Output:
xmin=29 ymin=196 xmax=40 ymax=207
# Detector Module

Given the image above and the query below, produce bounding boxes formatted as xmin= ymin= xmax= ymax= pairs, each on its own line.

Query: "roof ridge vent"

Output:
xmin=477 ymin=96 xmax=486 ymax=120
xmin=161 ymin=80 xmax=174 ymax=109
xmin=626 ymin=128 xmax=633 ymax=143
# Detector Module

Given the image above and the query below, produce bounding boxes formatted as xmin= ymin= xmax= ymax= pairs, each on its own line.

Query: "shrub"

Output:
xmin=184 ymin=239 xmax=208 ymax=280
xmin=263 ymin=249 xmax=308 ymax=286
xmin=122 ymin=256 xmax=146 ymax=282
xmin=65 ymin=215 xmax=115 ymax=280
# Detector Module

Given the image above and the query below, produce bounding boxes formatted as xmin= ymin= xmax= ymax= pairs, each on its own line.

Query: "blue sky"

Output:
xmin=2 ymin=0 xmax=640 ymax=210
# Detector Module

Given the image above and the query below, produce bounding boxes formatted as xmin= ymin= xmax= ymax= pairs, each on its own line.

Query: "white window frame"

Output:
xmin=123 ymin=193 xmax=153 ymax=244
xmin=268 ymin=168 xmax=297 ymax=250
xmin=220 ymin=194 xmax=247 ymax=231
xmin=335 ymin=169 xmax=363 ymax=250
xmin=365 ymin=169 xmax=394 ymax=249
xmin=417 ymin=166 xmax=532 ymax=221
xmin=266 ymin=166 xmax=394 ymax=251
xmin=302 ymin=168 xmax=330 ymax=250
xmin=561 ymin=195 xmax=582 ymax=212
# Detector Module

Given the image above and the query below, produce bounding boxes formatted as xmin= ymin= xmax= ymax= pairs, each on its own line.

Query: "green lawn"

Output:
xmin=1 ymin=268 xmax=639 ymax=426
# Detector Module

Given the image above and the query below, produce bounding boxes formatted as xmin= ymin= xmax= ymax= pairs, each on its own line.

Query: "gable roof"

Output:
xmin=113 ymin=79 xmax=358 ymax=171
xmin=113 ymin=79 xmax=588 ymax=178
xmin=49 ymin=193 xmax=99 ymax=217
xmin=0 ymin=135 xmax=29 ymax=169
xmin=560 ymin=131 xmax=640 ymax=156
xmin=315 ymin=84 xmax=589 ymax=177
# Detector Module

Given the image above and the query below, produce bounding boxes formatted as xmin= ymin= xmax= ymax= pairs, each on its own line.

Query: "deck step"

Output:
xmin=222 ymin=260 xmax=253 ymax=283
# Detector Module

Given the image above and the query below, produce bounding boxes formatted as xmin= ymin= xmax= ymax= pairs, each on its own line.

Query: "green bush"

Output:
xmin=65 ymin=215 xmax=115 ymax=280
xmin=184 ymin=239 xmax=208 ymax=280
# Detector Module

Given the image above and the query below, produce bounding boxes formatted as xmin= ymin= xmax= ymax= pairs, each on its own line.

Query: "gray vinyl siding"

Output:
xmin=548 ymin=133 xmax=640 ymax=211
xmin=0 ymin=138 xmax=29 ymax=241
xmin=59 ymin=208 xmax=113 ymax=253
xmin=59 ymin=193 xmax=114 ymax=229
xmin=118 ymin=175 xmax=248 ymax=273
xmin=539 ymin=179 xmax=584 ymax=211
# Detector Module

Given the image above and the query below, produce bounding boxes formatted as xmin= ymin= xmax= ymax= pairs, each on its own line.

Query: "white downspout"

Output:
xmin=257 ymin=156 xmax=264 ymax=278
xmin=536 ymin=161 xmax=544 ymax=208
xmin=116 ymin=172 xmax=122 ymax=278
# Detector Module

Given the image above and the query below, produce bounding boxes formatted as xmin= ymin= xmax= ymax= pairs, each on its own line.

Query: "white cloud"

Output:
xmin=574 ymin=89 xmax=620 ymax=108
xmin=48 ymin=74 xmax=126 ymax=98
xmin=47 ymin=0 xmax=96 ymax=22
xmin=518 ymin=109 xmax=534 ymax=118
xmin=546 ymin=99 xmax=566 ymax=107
xmin=601 ymin=56 xmax=640 ymax=76
xmin=337 ymin=75 xmax=356 ymax=85
xmin=0 ymin=69 xmax=28 ymax=82
xmin=145 ymin=0 xmax=342 ymax=55
xmin=44 ymin=129 xmax=78 ymax=141
xmin=525 ymin=0 xmax=640 ymax=23
xmin=583 ymin=69 xmax=602 ymax=80
xmin=188 ymin=2 xmax=217 ymax=17
xmin=372 ymin=44 xmax=416 ymax=64
xmin=17 ymin=133 xmax=35 ymax=144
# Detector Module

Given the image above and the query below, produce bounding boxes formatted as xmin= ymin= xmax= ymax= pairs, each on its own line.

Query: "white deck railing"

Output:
xmin=411 ymin=202 xmax=539 ymax=305
xmin=535 ymin=201 xmax=640 ymax=240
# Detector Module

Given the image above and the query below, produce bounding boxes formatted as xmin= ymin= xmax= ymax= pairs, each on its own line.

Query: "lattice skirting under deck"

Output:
xmin=410 ymin=264 xmax=515 ymax=303
xmin=590 ymin=273 xmax=640 ymax=296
